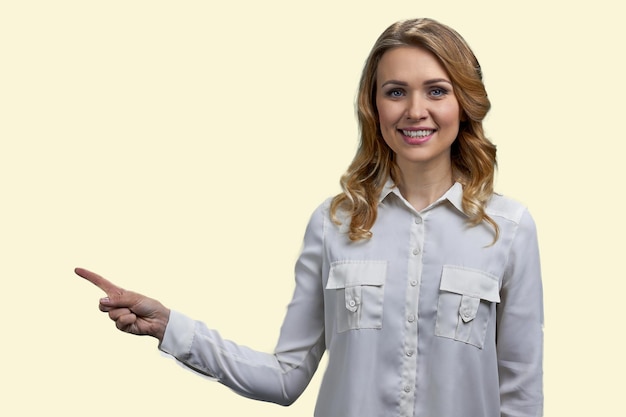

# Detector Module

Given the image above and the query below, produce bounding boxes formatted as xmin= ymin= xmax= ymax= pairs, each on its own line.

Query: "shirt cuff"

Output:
xmin=159 ymin=310 xmax=196 ymax=359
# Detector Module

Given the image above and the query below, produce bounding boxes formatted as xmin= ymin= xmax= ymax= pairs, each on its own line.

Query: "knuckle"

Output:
xmin=108 ymin=308 xmax=127 ymax=321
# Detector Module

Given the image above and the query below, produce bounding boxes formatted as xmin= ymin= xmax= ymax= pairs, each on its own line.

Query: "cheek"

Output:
xmin=440 ymin=102 xmax=461 ymax=127
xmin=376 ymin=101 xmax=399 ymax=129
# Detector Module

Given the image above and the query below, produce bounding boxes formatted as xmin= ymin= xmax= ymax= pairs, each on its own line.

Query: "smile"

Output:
xmin=401 ymin=129 xmax=435 ymax=138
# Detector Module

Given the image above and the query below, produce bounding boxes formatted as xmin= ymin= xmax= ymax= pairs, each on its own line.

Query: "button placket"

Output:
xmin=399 ymin=214 xmax=424 ymax=415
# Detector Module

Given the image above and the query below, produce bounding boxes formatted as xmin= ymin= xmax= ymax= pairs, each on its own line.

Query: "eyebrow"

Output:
xmin=380 ymin=78 xmax=453 ymax=88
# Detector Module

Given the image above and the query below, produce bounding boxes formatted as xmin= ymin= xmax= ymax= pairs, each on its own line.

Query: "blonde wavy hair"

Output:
xmin=331 ymin=18 xmax=499 ymax=242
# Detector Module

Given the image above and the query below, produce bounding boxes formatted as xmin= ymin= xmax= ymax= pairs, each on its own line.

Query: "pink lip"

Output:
xmin=398 ymin=128 xmax=436 ymax=145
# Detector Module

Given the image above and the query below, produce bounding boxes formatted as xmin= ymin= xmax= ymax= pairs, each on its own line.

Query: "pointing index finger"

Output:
xmin=75 ymin=267 xmax=123 ymax=296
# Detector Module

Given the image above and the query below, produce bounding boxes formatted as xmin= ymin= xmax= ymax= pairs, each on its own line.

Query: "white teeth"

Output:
xmin=402 ymin=129 xmax=434 ymax=137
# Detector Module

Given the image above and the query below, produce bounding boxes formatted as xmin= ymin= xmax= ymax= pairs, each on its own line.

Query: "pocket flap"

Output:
xmin=460 ymin=295 xmax=480 ymax=322
xmin=440 ymin=265 xmax=500 ymax=303
xmin=326 ymin=261 xmax=387 ymax=289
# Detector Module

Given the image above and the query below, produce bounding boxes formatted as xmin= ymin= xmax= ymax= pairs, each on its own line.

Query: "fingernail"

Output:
xmin=100 ymin=297 xmax=110 ymax=304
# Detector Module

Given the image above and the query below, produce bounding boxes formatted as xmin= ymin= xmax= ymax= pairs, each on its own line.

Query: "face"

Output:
xmin=375 ymin=46 xmax=461 ymax=174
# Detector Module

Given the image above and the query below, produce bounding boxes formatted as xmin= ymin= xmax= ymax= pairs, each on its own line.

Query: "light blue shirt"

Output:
xmin=160 ymin=182 xmax=544 ymax=417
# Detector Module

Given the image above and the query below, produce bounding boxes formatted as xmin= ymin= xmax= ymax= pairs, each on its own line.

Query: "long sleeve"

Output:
xmin=497 ymin=209 xmax=544 ymax=417
xmin=159 ymin=205 xmax=327 ymax=406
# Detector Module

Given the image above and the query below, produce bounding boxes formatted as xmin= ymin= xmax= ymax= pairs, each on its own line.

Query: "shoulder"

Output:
xmin=305 ymin=196 xmax=353 ymax=237
xmin=485 ymin=192 xmax=532 ymax=225
xmin=312 ymin=197 xmax=333 ymax=218
xmin=305 ymin=197 xmax=334 ymax=231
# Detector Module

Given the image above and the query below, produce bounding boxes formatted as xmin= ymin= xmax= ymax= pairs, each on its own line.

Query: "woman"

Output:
xmin=77 ymin=18 xmax=543 ymax=417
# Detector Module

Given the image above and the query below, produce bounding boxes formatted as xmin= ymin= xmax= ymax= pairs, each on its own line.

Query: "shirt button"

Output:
xmin=406 ymin=350 xmax=414 ymax=357
xmin=410 ymin=280 xmax=418 ymax=287
xmin=348 ymin=300 xmax=356 ymax=307
xmin=414 ymin=217 xmax=422 ymax=224
xmin=404 ymin=385 xmax=412 ymax=393
xmin=412 ymin=248 xmax=421 ymax=256
xmin=408 ymin=314 xmax=416 ymax=323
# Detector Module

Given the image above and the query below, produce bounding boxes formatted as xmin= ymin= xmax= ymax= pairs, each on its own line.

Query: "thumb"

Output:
xmin=100 ymin=296 xmax=114 ymax=306
xmin=99 ymin=290 xmax=136 ymax=309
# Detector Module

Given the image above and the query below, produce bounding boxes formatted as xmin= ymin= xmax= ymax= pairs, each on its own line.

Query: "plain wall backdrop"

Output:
xmin=1 ymin=1 xmax=624 ymax=415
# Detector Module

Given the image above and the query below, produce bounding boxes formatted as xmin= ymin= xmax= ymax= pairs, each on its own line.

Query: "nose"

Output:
xmin=406 ymin=94 xmax=428 ymax=120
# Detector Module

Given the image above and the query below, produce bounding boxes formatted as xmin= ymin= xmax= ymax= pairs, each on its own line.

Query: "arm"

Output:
xmin=497 ymin=210 xmax=544 ymax=417
xmin=77 ymin=204 xmax=327 ymax=406
xmin=159 ymin=205 xmax=327 ymax=405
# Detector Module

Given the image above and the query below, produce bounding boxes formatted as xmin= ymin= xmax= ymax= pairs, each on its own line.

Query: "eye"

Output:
xmin=429 ymin=87 xmax=449 ymax=98
xmin=385 ymin=88 xmax=405 ymax=98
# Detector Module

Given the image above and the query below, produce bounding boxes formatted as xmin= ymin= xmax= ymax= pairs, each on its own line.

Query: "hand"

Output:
xmin=75 ymin=267 xmax=171 ymax=342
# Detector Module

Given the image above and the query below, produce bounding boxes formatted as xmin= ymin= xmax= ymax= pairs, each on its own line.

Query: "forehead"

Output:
xmin=376 ymin=46 xmax=450 ymax=82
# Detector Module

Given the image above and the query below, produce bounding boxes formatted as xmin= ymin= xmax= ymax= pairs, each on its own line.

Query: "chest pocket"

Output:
xmin=435 ymin=265 xmax=500 ymax=349
xmin=326 ymin=261 xmax=387 ymax=333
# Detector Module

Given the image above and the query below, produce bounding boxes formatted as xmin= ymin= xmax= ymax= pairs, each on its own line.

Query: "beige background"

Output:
xmin=1 ymin=0 xmax=623 ymax=415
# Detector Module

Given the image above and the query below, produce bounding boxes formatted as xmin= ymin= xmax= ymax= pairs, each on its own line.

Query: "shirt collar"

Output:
xmin=443 ymin=181 xmax=465 ymax=215
xmin=378 ymin=179 xmax=397 ymax=203
xmin=379 ymin=178 xmax=467 ymax=216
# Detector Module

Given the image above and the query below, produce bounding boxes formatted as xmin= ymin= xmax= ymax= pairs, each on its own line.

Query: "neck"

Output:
xmin=395 ymin=161 xmax=454 ymax=212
